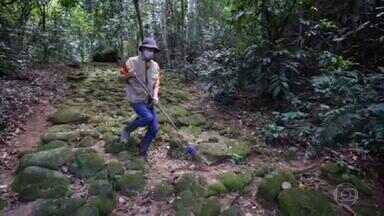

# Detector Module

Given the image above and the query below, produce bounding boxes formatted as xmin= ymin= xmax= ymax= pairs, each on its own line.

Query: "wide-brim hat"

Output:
xmin=139 ymin=37 xmax=160 ymax=52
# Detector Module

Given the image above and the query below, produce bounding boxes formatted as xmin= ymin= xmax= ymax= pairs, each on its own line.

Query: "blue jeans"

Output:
xmin=125 ymin=102 xmax=159 ymax=156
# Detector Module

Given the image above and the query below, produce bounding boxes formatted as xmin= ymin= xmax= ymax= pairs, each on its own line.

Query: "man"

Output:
xmin=119 ymin=37 xmax=161 ymax=159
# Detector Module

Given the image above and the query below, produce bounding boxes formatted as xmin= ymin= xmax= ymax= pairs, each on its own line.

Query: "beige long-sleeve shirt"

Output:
xmin=119 ymin=56 xmax=160 ymax=104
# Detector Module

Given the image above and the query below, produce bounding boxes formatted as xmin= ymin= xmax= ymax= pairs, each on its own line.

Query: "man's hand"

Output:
xmin=152 ymin=96 xmax=159 ymax=105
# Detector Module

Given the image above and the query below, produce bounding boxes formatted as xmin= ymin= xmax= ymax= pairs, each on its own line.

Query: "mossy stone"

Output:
xmin=253 ymin=165 xmax=271 ymax=177
xmin=105 ymin=137 xmax=139 ymax=154
xmin=38 ymin=140 xmax=68 ymax=151
xmin=18 ymin=147 xmax=74 ymax=170
xmin=77 ymin=136 xmax=97 ymax=147
xmin=175 ymin=173 xmax=206 ymax=196
xmin=74 ymin=206 xmax=99 ymax=216
xmin=115 ymin=171 xmax=145 ymax=197
xmin=218 ymin=172 xmax=252 ymax=192
xmin=32 ymin=198 xmax=86 ymax=216
xmin=199 ymin=198 xmax=221 ymax=216
xmin=49 ymin=108 xmax=88 ymax=124
xmin=88 ymin=195 xmax=114 ymax=216
xmin=0 ymin=198 xmax=7 ymax=211
xmin=11 ymin=166 xmax=71 ymax=201
xmin=106 ymin=160 xmax=125 ymax=178
xmin=206 ymin=182 xmax=227 ymax=196
xmin=174 ymin=190 xmax=204 ymax=216
xmin=257 ymin=171 xmax=297 ymax=202
xmin=320 ymin=162 xmax=372 ymax=195
xmin=278 ymin=188 xmax=335 ymax=216
xmin=41 ymin=131 xmax=80 ymax=144
xmin=222 ymin=206 xmax=245 ymax=216
xmin=320 ymin=162 xmax=346 ymax=177
xmin=117 ymin=151 xmax=145 ymax=171
xmin=151 ymin=182 xmax=175 ymax=201
xmin=88 ymin=179 xmax=114 ymax=198
xmin=177 ymin=114 xmax=205 ymax=127
xmin=70 ymin=148 xmax=105 ymax=178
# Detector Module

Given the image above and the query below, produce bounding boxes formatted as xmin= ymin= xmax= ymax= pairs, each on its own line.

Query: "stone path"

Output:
xmin=1 ymin=63 xmax=380 ymax=216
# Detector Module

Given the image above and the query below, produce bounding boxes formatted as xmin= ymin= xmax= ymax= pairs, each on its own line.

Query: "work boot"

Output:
xmin=120 ymin=124 xmax=135 ymax=143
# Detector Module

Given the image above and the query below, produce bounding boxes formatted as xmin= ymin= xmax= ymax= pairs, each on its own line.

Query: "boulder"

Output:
xmin=32 ymin=198 xmax=85 ymax=216
xmin=222 ymin=206 xmax=245 ymax=216
xmin=196 ymin=131 xmax=250 ymax=163
xmin=11 ymin=166 xmax=71 ymax=201
xmin=117 ymin=151 xmax=145 ymax=171
xmin=18 ymin=147 xmax=74 ymax=170
xmin=320 ymin=162 xmax=372 ymax=195
xmin=38 ymin=140 xmax=68 ymax=151
xmin=257 ymin=171 xmax=297 ymax=202
xmin=70 ymin=148 xmax=105 ymax=178
xmin=88 ymin=179 xmax=114 ymax=198
xmin=49 ymin=108 xmax=88 ymax=124
xmin=218 ymin=171 xmax=252 ymax=192
xmin=106 ymin=160 xmax=125 ymax=179
xmin=206 ymin=182 xmax=227 ymax=197
xmin=41 ymin=131 xmax=80 ymax=144
xmin=87 ymin=195 xmax=115 ymax=216
xmin=200 ymin=198 xmax=221 ymax=216
xmin=74 ymin=206 xmax=99 ymax=216
xmin=105 ymin=137 xmax=139 ymax=154
xmin=278 ymin=188 xmax=335 ymax=216
xmin=115 ymin=171 xmax=145 ymax=197
xmin=175 ymin=173 xmax=206 ymax=195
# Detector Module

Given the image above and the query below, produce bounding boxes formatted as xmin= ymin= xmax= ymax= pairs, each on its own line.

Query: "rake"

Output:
xmin=129 ymin=75 xmax=210 ymax=164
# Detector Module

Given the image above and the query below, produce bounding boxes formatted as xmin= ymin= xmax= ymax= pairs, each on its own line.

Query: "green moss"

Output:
xmin=74 ymin=206 xmax=99 ymax=216
xmin=320 ymin=162 xmax=346 ymax=177
xmin=257 ymin=171 xmax=297 ymax=202
xmin=115 ymin=171 xmax=145 ymax=197
xmin=222 ymin=206 xmax=245 ymax=216
xmin=106 ymin=160 xmax=125 ymax=178
xmin=105 ymin=137 xmax=139 ymax=154
xmin=11 ymin=166 xmax=71 ymax=201
xmin=151 ymin=182 xmax=175 ymax=201
xmin=320 ymin=162 xmax=372 ymax=195
xmin=340 ymin=174 xmax=372 ymax=195
xmin=41 ymin=131 xmax=80 ymax=144
xmin=88 ymin=179 xmax=114 ymax=198
xmin=206 ymin=182 xmax=227 ymax=196
xmin=177 ymin=114 xmax=206 ymax=127
xmin=253 ymin=165 xmax=271 ymax=177
xmin=18 ymin=147 xmax=74 ymax=171
xmin=175 ymin=174 xmax=206 ymax=196
xmin=49 ymin=108 xmax=88 ymax=124
xmin=32 ymin=198 xmax=86 ymax=216
xmin=88 ymin=195 xmax=114 ymax=216
xmin=218 ymin=172 xmax=252 ymax=192
xmin=169 ymin=106 xmax=189 ymax=118
xmin=117 ymin=151 xmax=145 ymax=171
xmin=278 ymin=188 xmax=335 ymax=216
xmin=174 ymin=190 xmax=204 ymax=216
xmin=70 ymin=148 xmax=105 ymax=178
xmin=38 ymin=140 xmax=68 ymax=151
xmin=77 ymin=136 xmax=97 ymax=147
xmin=0 ymin=198 xmax=7 ymax=211
xmin=199 ymin=198 xmax=221 ymax=216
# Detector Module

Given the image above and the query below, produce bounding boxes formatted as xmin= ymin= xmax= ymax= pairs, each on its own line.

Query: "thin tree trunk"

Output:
xmin=162 ymin=0 xmax=171 ymax=68
xmin=133 ymin=0 xmax=144 ymax=42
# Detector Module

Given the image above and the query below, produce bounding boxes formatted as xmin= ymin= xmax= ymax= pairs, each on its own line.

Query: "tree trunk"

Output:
xmin=161 ymin=0 xmax=171 ymax=68
xmin=133 ymin=0 xmax=144 ymax=42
